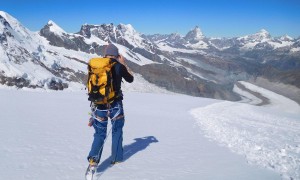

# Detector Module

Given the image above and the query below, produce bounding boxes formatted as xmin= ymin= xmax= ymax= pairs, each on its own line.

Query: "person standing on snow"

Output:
xmin=87 ymin=44 xmax=134 ymax=167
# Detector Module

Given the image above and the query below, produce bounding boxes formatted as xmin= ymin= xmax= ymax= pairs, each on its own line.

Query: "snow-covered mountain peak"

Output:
xmin=117 ymin=23 xmax=143 ymax=39
xmin=118 ymin=23 xmax=136 ymax=34
xmin=0 ymin=11 xmax=38 ymax=49
xmin=256 ymin=29 xmax=271 ymax=38
xmin=258 ymin=28 xmax=269 ymax=34
xmin=0 ymin=11 xmax=15 ymax=23
xmin=185 ymin=26 xmax=204 ymax=41
xmin=183 ymin=26 xmax=208 ymax=49
xmin=238 ymin=29 xmax=271 ymax=43
xmin=280 ymin=34 xmax=294 ymax=41
xmin=116 ymin=23 xmax=149 ymax=48
xmin=247 ymin=29 xmax=271 ymax=41
xmin=0 ymin=11 xmax=30 ymax=35
xmin=0 ymin=10 xmax=7 ymax=16
xmin=0 ymin=13 xmax=11 ymax=30
xmin=47 ymin=20 xmax=66 ymax=36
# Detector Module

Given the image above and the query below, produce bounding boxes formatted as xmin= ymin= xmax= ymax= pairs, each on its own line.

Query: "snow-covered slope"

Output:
xmin=118 ymin=23 xmax=154 ymax=51
xmin=191 ymin=81 xmax=300 ymax=180
xmin=0 ymin=89 xmax=284 ymax=180
xmin=0 ymin=11 xmax=95 ymax=90
xmin=0 ymin=11 xmax=161 ymax=91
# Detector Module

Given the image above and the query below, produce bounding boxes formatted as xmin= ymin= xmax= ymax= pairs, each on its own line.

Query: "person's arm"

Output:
xmin=120 ymin=64 xmax=134 ymax=83
xmin=118 ymin=55 xmax=133 ymax=74
xmin=118 ymin=55 xmax=134 ymax=83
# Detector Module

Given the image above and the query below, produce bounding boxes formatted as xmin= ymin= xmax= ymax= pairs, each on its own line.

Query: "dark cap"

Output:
xmin=104 ymin=44 xmax=119 ymax=57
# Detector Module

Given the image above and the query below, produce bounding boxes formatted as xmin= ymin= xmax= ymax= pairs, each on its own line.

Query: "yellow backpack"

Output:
xmin=87 ymin=57 xmax=117 ymax=104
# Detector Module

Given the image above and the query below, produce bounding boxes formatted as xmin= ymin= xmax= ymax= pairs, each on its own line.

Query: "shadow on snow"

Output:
xmin=96 ymin=136 xmax=159 ymax=175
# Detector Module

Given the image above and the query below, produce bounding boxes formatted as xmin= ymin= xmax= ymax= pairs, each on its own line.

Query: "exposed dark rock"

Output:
xmin=0 ymin=75 xmax=41 ymax=89
xmin=132 ymin=63 xmax=240 ymax=101
xmin=47 ymin=78 xmax=68 ymax=90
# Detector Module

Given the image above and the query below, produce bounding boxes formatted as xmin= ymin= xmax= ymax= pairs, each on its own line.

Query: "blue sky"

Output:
xmin=1 ymin=0 xmax=300 ymax=38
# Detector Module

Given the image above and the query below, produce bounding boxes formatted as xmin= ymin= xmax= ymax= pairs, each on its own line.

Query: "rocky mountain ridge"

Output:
xmin=1 ymin=11 xmax=299 ymax=102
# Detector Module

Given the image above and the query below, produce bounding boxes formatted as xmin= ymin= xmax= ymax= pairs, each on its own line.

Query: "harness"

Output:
xmin=90 ymin=102 xmax=124 ymax=126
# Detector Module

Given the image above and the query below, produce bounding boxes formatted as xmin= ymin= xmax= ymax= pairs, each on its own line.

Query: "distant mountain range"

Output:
xmin=1 ymin=11 xmax=299 ymax=102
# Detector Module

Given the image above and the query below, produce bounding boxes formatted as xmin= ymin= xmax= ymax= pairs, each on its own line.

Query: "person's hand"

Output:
xmin=118 ymin=55 xmax=133 ymax=75
xmin=118 ymin=55 xmax=126 ymax=65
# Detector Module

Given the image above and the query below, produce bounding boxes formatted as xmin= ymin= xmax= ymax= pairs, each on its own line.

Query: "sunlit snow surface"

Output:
xmin=191 ymin=81 xmax=300 ymax=180
xmin=0 ymin=89 xmax=280 ymax=180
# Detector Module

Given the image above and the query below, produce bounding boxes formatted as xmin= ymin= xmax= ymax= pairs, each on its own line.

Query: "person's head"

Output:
xmin=104 ymin=44 xmax=119 ymax=59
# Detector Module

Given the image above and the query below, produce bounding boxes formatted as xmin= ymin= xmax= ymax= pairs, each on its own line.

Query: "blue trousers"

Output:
xmin=88 ymin=100 xmax=125 ymax=163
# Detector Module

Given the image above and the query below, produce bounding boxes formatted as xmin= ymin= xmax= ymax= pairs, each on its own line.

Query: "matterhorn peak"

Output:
xmin=194 ymin=26 xmax=202 ymax=32
xmin=184 ymin=26 xmax=204 ymax=42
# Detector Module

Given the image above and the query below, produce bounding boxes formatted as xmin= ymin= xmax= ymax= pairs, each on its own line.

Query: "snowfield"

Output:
xmin=1 ymin=81 xmax=299 ymax=180
xmin=1 ymin=88 xmax=287 ymax=180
